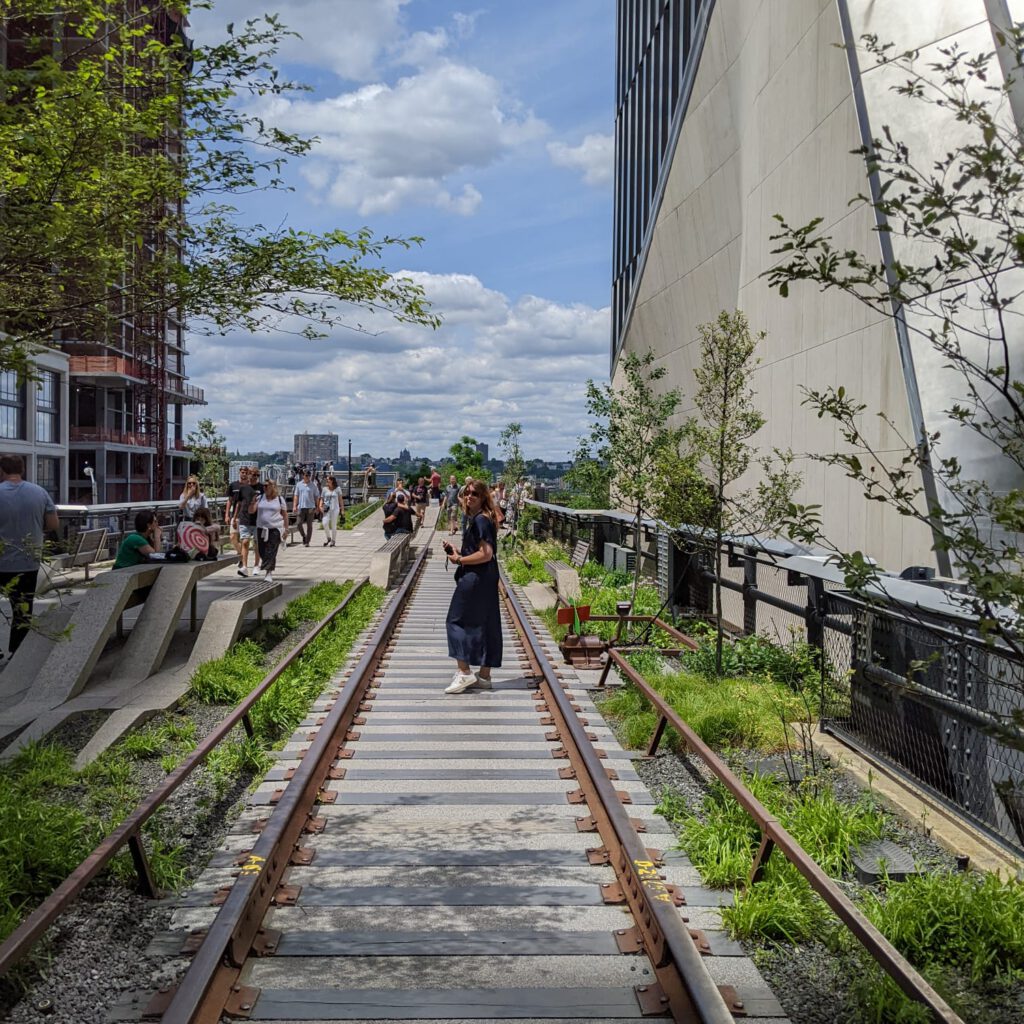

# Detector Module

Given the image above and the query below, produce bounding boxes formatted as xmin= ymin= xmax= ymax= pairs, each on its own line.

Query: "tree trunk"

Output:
xmin=714 ymin=534 xmax=724 ymax=675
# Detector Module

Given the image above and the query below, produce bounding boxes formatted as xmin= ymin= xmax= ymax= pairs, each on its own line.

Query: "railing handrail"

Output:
xmin=0 ymin=579 xmax=369 ymax=980
xmin=606 ymin=645 xmax=964 ymax=1024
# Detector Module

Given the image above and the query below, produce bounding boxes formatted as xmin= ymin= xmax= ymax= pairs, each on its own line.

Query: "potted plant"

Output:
xmin=556 ymin=601 xmax=604 ymax=667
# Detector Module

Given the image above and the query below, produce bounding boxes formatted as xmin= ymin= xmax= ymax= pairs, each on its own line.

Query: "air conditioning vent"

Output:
xmin=604 ymin=543 xmax=636 ymax=574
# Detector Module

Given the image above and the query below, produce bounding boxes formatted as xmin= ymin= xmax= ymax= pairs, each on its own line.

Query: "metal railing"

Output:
xmin=531 ymin=502 xmax=1024 ymax=858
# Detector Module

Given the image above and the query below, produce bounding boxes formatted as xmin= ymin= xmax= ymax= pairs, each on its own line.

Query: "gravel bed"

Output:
xmin=0 ymin=605 xmax=377 ymax=1024
xmin=596 ymin=693 xmax=1019 ymax=1024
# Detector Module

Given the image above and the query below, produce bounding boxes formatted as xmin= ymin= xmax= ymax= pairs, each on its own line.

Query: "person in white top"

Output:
xmin=252 ymin=480 xmax=287 ymax=583
xmin=178 ymin=475 xmax=208 ymax=520
xmin=320 ymin=475 xmax=345 ymax=547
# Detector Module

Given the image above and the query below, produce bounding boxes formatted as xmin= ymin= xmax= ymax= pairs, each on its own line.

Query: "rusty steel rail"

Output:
xmin=161 ymin=531 xmax=435 ymax=1024
xmin=499 ymin=570 xmax=736 ymax=1024
xmin=0 ymin=577 xmax=370 ymax=982
xmin=604 ymin=646 xmax=964 ymax=1024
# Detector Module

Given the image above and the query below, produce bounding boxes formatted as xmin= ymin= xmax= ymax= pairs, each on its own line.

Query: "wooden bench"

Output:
xmin=542 ymin=539 xmax=591 ymax=603
xmin=369 ymin=533 xmax=412 ymax=588
xmin=544 ymin=559 xmax=582 ymax=604
xmin=69 ymin=528 xmax=110 ymax=580
xmin=186 ymin=579 xmax=283 ymax=671
xmin=570 ymin=540 xmax=590 ymax=569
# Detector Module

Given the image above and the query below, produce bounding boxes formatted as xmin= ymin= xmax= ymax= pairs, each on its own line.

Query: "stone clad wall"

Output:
xmin=618 ymin=0 xmax=1016 ymax=574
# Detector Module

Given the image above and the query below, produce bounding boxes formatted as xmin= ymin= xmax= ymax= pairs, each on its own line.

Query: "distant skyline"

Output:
xmin=185 ymin=1 xmax=614 ymax=461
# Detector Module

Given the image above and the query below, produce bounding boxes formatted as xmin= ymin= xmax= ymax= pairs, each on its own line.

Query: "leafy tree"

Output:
xmin=448 ymin=436 xmax=486 ymax=481
xmin=580 ymin=350 xmax=683 ymax=602
xmin=562 ymin=439 xmax=611 ymax=508
xmin=186 ymin=416 xmax=228 ymax=497
xmin=498 ymin=422 xmax=526 ymax=489
xmin=766 ymin=31 xmax=1024 ymax=656
xmin=0 ymin=1 xmax=439 ymax=379
xmin=655 ymin=311 xmax=800 ymax=675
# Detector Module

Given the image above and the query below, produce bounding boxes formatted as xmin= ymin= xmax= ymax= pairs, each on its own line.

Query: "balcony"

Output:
xmin=164 ymin=378 xmax=206 ymax=405
xmin=68 ymin=355 xmax=145 ymax=384
xmin=70 ymin=427 xmax=154 ymax=448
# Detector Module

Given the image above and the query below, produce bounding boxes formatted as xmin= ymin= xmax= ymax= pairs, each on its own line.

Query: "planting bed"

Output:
xmin=0 ymin=581 xmax=385 ymax=1024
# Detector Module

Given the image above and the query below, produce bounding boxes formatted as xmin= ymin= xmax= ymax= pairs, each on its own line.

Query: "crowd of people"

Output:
xmin=0 ymin=447 xmax=528 ymax=674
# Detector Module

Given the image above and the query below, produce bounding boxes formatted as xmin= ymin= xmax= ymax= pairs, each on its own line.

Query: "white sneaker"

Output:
xmin=444 ymin=672 xmax=478 ymax=694
xmin=264 ymin=572 xmax=274 ymax=584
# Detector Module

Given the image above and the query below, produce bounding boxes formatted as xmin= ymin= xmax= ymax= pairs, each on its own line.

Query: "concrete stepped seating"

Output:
xmin=112 ymin=555 xmax=235 ymax=684
xmin=185 ymin=579 xmax=283 ymax=672
xmin=0 ymin=564 xmax=163 ymax=744
xmin=0 ymin=557 xmax=234 ymax=758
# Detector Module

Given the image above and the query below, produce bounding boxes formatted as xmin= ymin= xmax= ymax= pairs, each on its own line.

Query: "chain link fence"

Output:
xmin=532 ymin=501 xmax=1024 ymax=857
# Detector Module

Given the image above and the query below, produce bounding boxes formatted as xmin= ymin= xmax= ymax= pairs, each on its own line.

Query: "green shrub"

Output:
xmin=682 ymin=622 xmax=821 ymax=690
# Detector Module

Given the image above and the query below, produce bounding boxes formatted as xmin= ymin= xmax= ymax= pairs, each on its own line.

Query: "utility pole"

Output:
xmin=347 ymin=439 xmax=352 ymax=499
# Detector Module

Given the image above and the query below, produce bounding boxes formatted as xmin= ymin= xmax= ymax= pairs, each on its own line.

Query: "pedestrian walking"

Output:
xmin=442 ymin=480 xmax=502 ymax=693
xmin=458 ymin=475 xmax=474 ymax=533
xmin=321 ymin=475 xmax=345 ymax=546
xmin=254 ymin=480 xmax=287 ymax=583
xmin=226 ymin=467 xmax=262 ymax=576
xmin=293 ymin=470 xmax=320 ymax=547
xmin=412 ymin=476 xmax=428 ymax=524
xmin=178 ymin=475 xmax=208 ymax=520
xmin=0 ymin=454 xmax=59 ymax=657
xmin=429 ymin=466 xmax=442 ymax=502
xmin=442 ymin=474 xmax=460 ymax=534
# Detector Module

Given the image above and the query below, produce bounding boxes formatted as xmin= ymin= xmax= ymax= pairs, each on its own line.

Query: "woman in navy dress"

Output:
xmin=444 ymin=481 xmax=503 ymax=694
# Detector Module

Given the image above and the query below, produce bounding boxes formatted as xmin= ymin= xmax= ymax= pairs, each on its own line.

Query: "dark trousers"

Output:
xmin=297 ymin=508 xmax=315 ymax=545
xmin=256 ymin=529 xmax=282 ymax=573
xmin=1 ymin=569 xmax=39 ymax=655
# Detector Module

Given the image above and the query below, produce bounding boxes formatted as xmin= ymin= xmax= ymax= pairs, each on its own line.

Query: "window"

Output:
xmin=35 ymin=369 xmax=60 ymax=444
xmin=36 ymin=456 xmax=59 ymax=502
xmin=0 ymin=370 xmax=25 ymax=440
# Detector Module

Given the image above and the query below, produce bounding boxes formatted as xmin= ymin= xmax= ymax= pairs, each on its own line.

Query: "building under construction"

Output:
xmin=0 ymin=3 xmax=205 ymax=504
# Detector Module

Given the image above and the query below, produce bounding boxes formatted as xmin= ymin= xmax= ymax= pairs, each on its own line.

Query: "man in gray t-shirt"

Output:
xmin=0 ymin=454 xmax=58 ymax=655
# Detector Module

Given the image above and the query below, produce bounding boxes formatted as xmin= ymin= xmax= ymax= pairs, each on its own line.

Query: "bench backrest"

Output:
xmin=570 ymin=540 xmax=590 ymax=570
xmin=72 ymin=528 xmax=108 ymax=567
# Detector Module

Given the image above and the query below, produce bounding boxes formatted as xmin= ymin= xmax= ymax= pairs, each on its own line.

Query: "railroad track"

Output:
xmin=116 ymin=540 xmax=788 ymax=1023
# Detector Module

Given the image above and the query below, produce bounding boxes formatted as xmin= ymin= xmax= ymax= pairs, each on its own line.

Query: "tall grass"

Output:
xmin=0 ymin=579 xmax=382 ymax=948
xmin=600 ymin=668 xmax=806 ymax=753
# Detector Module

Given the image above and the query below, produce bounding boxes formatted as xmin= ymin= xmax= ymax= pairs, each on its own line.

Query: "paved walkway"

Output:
xmin=0 ymin=502 xmax=441 ymax=763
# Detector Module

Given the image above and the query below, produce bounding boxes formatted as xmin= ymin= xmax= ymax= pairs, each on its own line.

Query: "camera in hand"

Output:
xmin=442 ymin=540 xmax=454 ymax=555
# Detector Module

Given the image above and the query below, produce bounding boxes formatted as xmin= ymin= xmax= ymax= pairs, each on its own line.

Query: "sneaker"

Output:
xmin=237 ymin=567 xmax=249 ymax=578
xmin=323 ymin=540 xmax=330 ymax=547
xmin=264 ymin=572 xmax=274 ymax=583
xmin=444 ymin=671 xmax=479 ymax=695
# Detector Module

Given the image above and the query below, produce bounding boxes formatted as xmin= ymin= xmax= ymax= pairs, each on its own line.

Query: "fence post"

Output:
xmin=742 ymin=548 xmax=758 ymax=635
xmin=806 ymin=576 xmax=826 ymax=652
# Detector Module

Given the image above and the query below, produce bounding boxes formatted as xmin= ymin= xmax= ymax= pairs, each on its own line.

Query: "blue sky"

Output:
xmin=185 ymin=0 xmax=615 ymax=460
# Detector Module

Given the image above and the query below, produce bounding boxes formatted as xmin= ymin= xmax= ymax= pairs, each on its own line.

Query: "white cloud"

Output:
xmin=548 ymin=132 xmax=614 ymax=186
xmin=185 ymin=271 xmax=609 ymax=460
xmin=188 ymin=0 xmax=412 ymax=81
xmin=271 ymin=63 xmax=546 ymax=215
